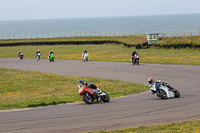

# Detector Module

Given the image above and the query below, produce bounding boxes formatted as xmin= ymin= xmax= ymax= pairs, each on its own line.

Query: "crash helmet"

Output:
xmin=84 ymin=82 xmax=88 ymax=87
xmin=78 ymin=80 xmax=84 ymax=84
xmin=148 ymin=77 xmax=154 ymax=84
xmin=84 ymin=49 xmax=87 ymax=53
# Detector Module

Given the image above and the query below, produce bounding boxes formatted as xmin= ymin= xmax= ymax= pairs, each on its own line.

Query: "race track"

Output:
xmin=0 ymin=58 xmax=200 ymax=133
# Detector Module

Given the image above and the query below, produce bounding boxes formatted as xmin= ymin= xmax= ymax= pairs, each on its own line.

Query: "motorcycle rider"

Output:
xmin=83 ymin=49 xmax=87 ymax=54
xmin=19 ymin=50 xmax=23 ymax=56
xmin=82 ymin=50 xmax=89 ymax=60
xmin=78 ymin=80 xmax=97 ymax=90
xmin=78 ymin=80 xmax=85 ymax=88
xmin=132 ymin=50 xmax=138 ymax=57
xmin=19 ymin=50 xmax=23 ymax=58
xmin=49 ymin=50 xmax=54 ymax=59
xmin=148 ymin=77 xmax=160 ymax=93
xmin=148 ymin=77 xmax=174 ymax=92
xmin=131 ymin=50 xmax=138 ymax=62
xmin=49 ymin=50 xmax=54 ymax=55
xmin=36 ymin=49 xmax=41 ymax=57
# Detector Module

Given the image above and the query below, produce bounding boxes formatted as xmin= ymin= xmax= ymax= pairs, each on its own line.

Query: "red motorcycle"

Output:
xmin=78 ymin=81 xmax=110 ymax=104
xmin=131 ymin=54 xmax=140 ymax=65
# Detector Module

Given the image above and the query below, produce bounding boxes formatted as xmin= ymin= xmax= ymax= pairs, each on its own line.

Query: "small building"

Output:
xmin=147 ymin=33 xmax=159 ymax=44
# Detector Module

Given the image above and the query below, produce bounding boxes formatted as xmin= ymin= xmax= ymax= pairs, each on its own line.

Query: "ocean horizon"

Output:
xmin=0 ymin=14 xmax=200 ymax=39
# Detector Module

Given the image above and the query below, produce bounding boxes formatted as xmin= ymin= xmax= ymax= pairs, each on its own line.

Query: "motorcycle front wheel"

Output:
xmin=174 ymin=89 xmax=180 ymax=98
xmin=156 ymin=89 xmax=168 ymax=99
xmin=136 ymin=59 xmax=139 ymax=65
xmin=101 ymin=91 xmax=110 ymax=102
xmin=82 ymin=93 xmax=94 ymax=104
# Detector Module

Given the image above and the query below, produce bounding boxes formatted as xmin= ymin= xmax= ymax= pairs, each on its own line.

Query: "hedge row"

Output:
xmin=0 ymin=40 xmax=200 ymax=49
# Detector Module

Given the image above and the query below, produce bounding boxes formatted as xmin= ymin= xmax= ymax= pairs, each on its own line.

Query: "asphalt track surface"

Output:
xmin=0 ymin=58 xmax=200 ymax=133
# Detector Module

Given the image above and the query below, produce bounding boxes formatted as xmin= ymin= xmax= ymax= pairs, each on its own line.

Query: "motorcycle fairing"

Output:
xmin=79 ymin=86 xmax=96 ymax=95
xmin=160 ymin=85 xmax=175 ymax=98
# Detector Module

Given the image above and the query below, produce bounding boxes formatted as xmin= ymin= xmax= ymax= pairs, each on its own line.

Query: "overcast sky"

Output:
xmin=0 ymin=0 xmax=200 ymax=20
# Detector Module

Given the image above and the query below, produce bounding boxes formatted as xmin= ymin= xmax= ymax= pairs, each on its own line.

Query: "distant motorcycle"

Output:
xmin=49 ymin=54 xmax=55 ymax=62
xmin=82 ymin=53 xmax=89 ymax=62
xmin=131 ymin=54 xmax=139 ymax=65
xmin=19 ymin=52 xmax=24 ymax=60
xmin=36 ymin=53 xmax=41 ymax=61
xmin=150 ymin=82 xmax=180 ymax=99
xmin=78 ymin=82 xmax=110 ymax=104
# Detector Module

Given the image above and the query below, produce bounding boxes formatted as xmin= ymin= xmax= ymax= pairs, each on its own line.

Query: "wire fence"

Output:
xmin=0 ymin=31 xmax=146 ymax=39
xmin=159 ymin=30 xmax=200 ymax=37
xmin=0 ymin=30 xmax=200 ymax=39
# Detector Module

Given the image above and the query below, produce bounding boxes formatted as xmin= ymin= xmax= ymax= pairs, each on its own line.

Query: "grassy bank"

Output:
xmin=0 ymin=36 xmax=147 ymax=46
xmin=92 ymin=119 xmax=200 ymax=133
xmin=153 ymin=36 xmax=200 ymax=46
xmin=1 ymin=35 xmax=200 ymax=47
xmin=0 ymin=68 xmax=148 ymax=109
xmin=1 ymin=44 xmax=200 ymax=65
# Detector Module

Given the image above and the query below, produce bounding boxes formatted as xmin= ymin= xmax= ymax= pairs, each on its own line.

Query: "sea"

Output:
xmin=0 ymin=14 xmax=200 ymax=39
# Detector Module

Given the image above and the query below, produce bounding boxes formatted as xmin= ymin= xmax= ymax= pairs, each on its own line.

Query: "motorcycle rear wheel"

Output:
xmin=82 ymin=93 xmax=94 ymax=104
xmin=101 ymin=91 xmax=110 ymax=102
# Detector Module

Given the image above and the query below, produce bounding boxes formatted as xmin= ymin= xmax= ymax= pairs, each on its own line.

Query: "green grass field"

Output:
xmin=0 ymin=68 xmax=148 ymax=109
xmin=1 ymin=44 xmax=200 ymax=65
xmin=92 ymin=119 xmax=200 ymax=133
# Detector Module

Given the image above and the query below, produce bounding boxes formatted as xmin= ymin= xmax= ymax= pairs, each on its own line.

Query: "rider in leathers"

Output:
xmin=131 ymin=51 xmax=138 ymax=62
xmin=36 ymin=49 xmax=41 ymax=57
xmin=49 ymin=50 xmax=54 ymax=59
xmin=148 ymin=77 xmax=174 ymax=94
xmin=82 ymin=50 xmax=89 ymax=60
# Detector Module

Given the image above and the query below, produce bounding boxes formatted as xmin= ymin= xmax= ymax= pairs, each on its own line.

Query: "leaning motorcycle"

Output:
xmin=150 ymin=82 xmax=180 ymax=99
xmin=131 ymin=54 xmax=139 ymax=65
xmin=49 ymin=54 xmax=55 ymax=62
xmin=78 ymin=82 xmax=110 ymax=104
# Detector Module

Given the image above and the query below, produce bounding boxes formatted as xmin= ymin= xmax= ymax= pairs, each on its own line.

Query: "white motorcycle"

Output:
xmin=150 ymin=82 xmax=180 ymax=99
xmin=36 ymin=53 xmax=41 ymax=61
xmin=82 ymin=53 xmax=89 ymax=62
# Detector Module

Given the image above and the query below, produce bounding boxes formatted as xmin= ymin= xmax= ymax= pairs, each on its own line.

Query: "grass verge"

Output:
xmin=0 ymin=68 xmax=148 ymax=110
xmin=1 ymin=44 xmax=200 ymax=65
xmin=91 ymin=119 xmax=200 ymax=133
